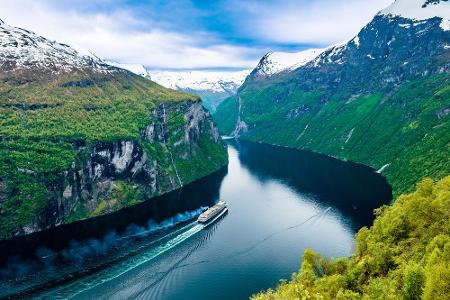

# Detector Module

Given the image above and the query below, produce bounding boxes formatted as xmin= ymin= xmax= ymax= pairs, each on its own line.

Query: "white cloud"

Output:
xmin=233 ymin=0 xmax=394 ymax=45
xmin=0 ymin=0 xmax=395 ymax=69
xmin=0 ymin=0 xmax=260 ymax=69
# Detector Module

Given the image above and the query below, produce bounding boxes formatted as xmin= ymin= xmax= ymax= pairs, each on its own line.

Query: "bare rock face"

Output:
xmin=5 ymin=100 xmax=226 ymax=239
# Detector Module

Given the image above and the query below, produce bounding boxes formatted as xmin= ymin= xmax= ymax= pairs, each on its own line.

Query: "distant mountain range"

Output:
xmin=107 ymin=62 xmax=250 ymax=112
xmin=148 ymin=70 xmax=250 ymax=112
xmin=214 ymin=0 xmax=450 ymax=195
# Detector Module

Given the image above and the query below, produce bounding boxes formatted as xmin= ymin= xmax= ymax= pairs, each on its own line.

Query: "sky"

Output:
xmin=1 ymin=0 xmax=394 ymax=71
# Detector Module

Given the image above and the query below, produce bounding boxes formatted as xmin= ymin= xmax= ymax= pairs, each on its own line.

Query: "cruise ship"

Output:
xmin=197 ymin=201 xmax=228 ymax=225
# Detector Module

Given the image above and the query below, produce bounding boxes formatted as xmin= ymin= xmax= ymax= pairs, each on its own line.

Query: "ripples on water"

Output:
xmin=0 ymin=140 xmax=392 ymax=299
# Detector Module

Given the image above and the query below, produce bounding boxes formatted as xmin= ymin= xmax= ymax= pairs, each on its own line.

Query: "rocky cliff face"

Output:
xmin=14 ymin=101 xmax=225 ymax=237
xmin=291 ymin=13 xmax=450 ymax=96
xmin=0 ymin=20 xmax=227 ymax=239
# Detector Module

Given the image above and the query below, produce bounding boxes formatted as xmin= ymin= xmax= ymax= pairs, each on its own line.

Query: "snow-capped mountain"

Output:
xmin=147 ymin=70 xmax=250 ymax=94
xmin=304 ymin=0 xmax=450 ymax=73
xmin=381 ymin=0 xmax=450 ymax=30
xmin=0 ymin=18 xmax=111 ymax=73
xmin=148 ymin=70 xmax=250 ymax=112
xmin=252 ymin=49 xmax=324 ymax=78
xmin=107 ymin=63 xmax=250 ymax=112
xmin=247 ymin=0 xmax=450 ymax=83
xmin=245 ymin=0 xmax=450 ymax=90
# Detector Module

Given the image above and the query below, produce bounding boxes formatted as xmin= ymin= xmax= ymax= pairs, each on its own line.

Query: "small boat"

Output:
xmin=197 ymin=201 xmax=228 ymax=225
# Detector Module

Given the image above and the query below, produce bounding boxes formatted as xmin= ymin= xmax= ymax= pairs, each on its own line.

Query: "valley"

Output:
xmin=0 ymin=19 xmax=227 ymax=240
xmin=0 ymin=0 xmax=449 ymax=299
xmin=214 ymin=0 xmax=450 ymax=196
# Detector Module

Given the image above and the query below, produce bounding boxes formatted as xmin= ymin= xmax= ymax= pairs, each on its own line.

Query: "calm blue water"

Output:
xmin=0 ymin=140 xmax=391 ymax=299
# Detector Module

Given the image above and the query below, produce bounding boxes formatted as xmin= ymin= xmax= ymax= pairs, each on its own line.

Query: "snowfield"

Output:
xmin=380 ymin=0 xmax=450 ymax=31
xmin=254 ymin=48 xmax=324 ymax=77
xmin=0 ymin=18 xmax=109 ymax=72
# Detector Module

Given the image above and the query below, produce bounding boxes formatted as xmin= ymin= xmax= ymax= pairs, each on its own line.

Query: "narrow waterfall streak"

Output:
xmin=168 ymin=148 xmax=183 ymax=187
xmin=233 ymin=95 xmax=243 ymax=138
xmin=161 ymin=103 xmax=183 ymax=187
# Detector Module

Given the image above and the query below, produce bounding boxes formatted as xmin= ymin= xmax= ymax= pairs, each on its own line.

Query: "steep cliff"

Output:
xmin=0 ymin=20 xmax=227 ymax=239
xmin=214 ymin=0 xmax=450 ymax=195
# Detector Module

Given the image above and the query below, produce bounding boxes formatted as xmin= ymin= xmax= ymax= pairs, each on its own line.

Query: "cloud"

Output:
xmin=0 ymin=0 xmax=395 ymax=70
xmin=227 ymin=0 xmax=394 ymax=46
xmin=0 ymin=0 xmax=260 ymax=70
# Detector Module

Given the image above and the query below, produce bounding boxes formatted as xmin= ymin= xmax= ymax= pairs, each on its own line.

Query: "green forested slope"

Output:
xmin=0 ymin=70 xmax=227 ymax=238
xmin=0 ymin=71 xmax=192 ymax=140
xmin=216 ymin=74 xmax=450 ymax=196
xmin=214 ymin=10 xmax=450 ymax=196
xmin=213 ymin=94 xmax=240 ymax=135
xmin=252 ymin=175 xmax=450 ymax=300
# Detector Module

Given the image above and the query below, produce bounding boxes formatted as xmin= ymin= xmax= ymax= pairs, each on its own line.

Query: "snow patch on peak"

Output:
xmin=353 ymin=35 xmax=360 ymax=48
xmin=255 ymin=48 xmax=324 ymax=76
xmin=380 ymin=0 xmax=450 ymax=30
xmin=0 ymin=20 xmax=112 ymax=73
xmin=107 ymin=62 xmax=148 ymax=77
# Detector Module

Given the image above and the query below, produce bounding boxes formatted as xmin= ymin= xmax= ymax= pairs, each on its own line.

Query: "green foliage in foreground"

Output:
xmin=252 ymin=176 xmax=450 ymax=300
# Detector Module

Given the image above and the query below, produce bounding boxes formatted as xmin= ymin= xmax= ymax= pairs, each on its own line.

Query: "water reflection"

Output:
xmin=233 ymin=140 xmax=392 ymax=229
xmin=0 ymin=140 xmax=392 ymax=299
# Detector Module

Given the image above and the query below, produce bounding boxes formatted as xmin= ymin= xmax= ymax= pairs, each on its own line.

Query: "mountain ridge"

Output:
xmin=249 ymin=48 xmax=325 ymax=80
xmin=0 ymin=20 xmax=114 ymax=74
xmin=0 ymin=19 xmax=227 ymax=240
xmin=214 ymin=0 xmax=450 ymax=195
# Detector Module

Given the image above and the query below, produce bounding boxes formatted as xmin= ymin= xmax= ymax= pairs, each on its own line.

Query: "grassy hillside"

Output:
xmin=215 ymin=74 xmax=450 ymax=196
xmin=0 ymin=71 xmax=193 ymax=140
xmin=0 ymin=70 xmax=227 ymax=239
xmin=252 ymin=175 xmax=450 ymax=300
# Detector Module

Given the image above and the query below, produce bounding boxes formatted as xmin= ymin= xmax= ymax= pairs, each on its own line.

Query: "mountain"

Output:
xmin=249 ymin=1 xmax=450 ymax=297
xmin=249 ymin=48 xmax=324 ymax=79
xmin=0 ymin=19 xmax=227 ymax=239
xmin=148 ymin=70 xmax=250 ymax=112
xmin=214 ymin=0 xmax=450 ymax=195
xmin=0 ymin=18 xmax=110 ymax=72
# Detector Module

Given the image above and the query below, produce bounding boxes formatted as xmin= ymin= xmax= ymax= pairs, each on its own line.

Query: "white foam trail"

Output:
xmin=121 ymin=207 xmax=207 ymax=240
xmin=43 ymin=222 xmax=205 ymax=299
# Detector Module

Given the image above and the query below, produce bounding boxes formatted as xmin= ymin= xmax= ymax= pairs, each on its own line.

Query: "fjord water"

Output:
xmin=3 ymin=140 xmax=391 ymax=299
